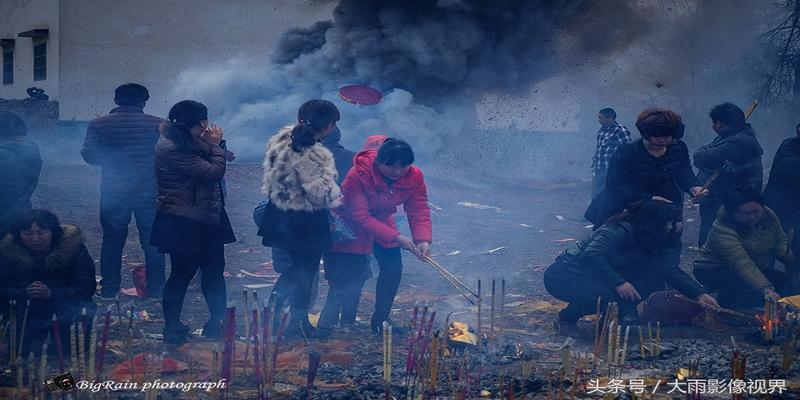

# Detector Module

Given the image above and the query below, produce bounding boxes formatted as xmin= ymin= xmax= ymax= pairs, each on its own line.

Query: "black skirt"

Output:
xmin=150 ymin=208 xmax=236 ymax=254
xmin=257 ymin=202 xmax=331 ymax=253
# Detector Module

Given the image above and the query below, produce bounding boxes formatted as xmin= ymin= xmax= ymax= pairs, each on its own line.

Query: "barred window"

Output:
xmin=33 ymin=42 xmax=46 ymax=81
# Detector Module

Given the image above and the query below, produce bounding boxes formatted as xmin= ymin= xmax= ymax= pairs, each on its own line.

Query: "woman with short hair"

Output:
xmin=0 ymin=209 xmax=96 ymax=355
xmin=586 ymin=108 xmax=708 ymax=226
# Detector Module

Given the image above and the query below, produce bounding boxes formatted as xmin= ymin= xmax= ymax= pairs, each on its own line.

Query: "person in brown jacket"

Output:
xmin=149 ymin=100 xmax=235 ymax=344
xmin=81 ymin=83 xmax=165 ymax=299
xmin=693 ymin=190 xmax=796 ymax=308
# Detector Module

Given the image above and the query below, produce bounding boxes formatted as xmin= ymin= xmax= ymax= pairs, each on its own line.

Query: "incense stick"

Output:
xmin=17 ymin=299 xmax=29 ymax=360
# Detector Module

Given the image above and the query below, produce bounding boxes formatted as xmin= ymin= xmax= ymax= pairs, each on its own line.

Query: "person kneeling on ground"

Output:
xmin=0 ymin=209 xmax=96 ymax=356
xmin=545 ymin=200 xmax=719 ymax=334
xmin=693 ymin=190 xmax=796 ymax=308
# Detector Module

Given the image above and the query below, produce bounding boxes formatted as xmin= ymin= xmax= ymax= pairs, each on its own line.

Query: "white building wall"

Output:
xmin=0 ymin=0 xmax=60 ymax=100
xmin=56 ymin=0 xmax=334 ymax=120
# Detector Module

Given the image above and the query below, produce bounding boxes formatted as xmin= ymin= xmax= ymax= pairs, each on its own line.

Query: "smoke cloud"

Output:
xmin=173 ymin=0 xmax=782 ymax=181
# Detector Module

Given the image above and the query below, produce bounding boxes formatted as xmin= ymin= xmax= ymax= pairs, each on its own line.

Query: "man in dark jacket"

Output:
xmin=763 ymin=123 xmax=800 ymax=275
xmin=694 ymin=102 xmax=763 ymax=247
xmin=81 ymin=83 xmax=165 ymax=299
xmin=0 ymin=111 xmax=42 ymax=237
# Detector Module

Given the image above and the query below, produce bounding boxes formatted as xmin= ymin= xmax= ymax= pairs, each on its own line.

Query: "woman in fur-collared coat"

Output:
xmin=0 ymin=209 xmax=96 ymax=356
xmin=258 ymin=99 xmax=342 ymax=338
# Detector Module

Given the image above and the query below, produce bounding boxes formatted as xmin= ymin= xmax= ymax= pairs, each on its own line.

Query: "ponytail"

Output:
xmin=166 ymin=121 xmax=196 ymax=153
xmin=165 ymin=100 xmax=208 ymax=153
xmin=290 ymin=99 xmax=340 ymax=152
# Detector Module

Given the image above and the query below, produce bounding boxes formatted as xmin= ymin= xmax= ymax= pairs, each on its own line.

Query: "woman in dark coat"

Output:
xmin=150 ymin=100 xmax=235 ymax=344
xmin=586 ymin=108 xmax=708 ymax=226
xmin=546 ymin=200 xmax=719 ymax=333
xmin=259 ymin=99 xmax=342 ymax=338
xmin=763 ymin=124 xmax=800 ymax=276
xmin=0 ymin=210 xmax=96 ymax=356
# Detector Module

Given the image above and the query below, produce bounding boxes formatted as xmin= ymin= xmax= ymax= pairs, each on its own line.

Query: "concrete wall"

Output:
xmin=0 ymin=0 xmax=60 ymax=100
xmin=56 ymin=0 xmax=334 ymax=120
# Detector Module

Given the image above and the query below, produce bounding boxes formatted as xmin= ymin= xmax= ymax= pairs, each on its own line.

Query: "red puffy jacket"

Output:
xmin=332 ymin=149 xmax=432 ymax=254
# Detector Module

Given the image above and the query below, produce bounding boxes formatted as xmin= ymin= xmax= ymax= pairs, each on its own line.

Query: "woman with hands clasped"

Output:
xmin=150 ymin=100 xmax=236 ymax=344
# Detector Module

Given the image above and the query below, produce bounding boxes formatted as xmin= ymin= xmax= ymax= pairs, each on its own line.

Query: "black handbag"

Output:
xmin=257 ymin=201 xmax=332 ymax=253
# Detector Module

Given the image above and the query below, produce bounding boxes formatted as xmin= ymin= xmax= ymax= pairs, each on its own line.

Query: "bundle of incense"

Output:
xmin=70 ymin=323 xmax=78 ymax=373
xmin=429 ymin=332 xmax=439 ymax=392
xmin=39 ymin=333 xmax=49 ymax=389
xmin=51 ymin=314 xmax=65 ymax=371
xmin=620 ymin=326 xmax=630 ymax=365
xmin=262 ymin=304 xmax=271 ymax=385
xmin=615 ymin=324 xmax=622 ymax=366
xmin=9 ymin=300 xmax=16 ymax=366
xmin=607 ymin=320 xmax=615 ymax=365
xmin=477 ymin=280 xmax=482 ymax=348
xmin=638 ymin=326 xmax=645 ymax=360
xmin=655 ymin=321 xmax=661 ymax=356
xmin=490 ymin=279 xmax=496 ymax=334
xmin=88 ymin=316 xmax=97 ymax=382
xmin=220 ymin=306 xmax=237 ymax=381
xmin=96 ymin=305 xmax=112 ymax=380
xmin=269 ymin=308 xmax=290 ymax=390
xmin=647 ymin=322 xmax=653 ymax=356
xmin=78 ymin=307 xmax=87 ymax=380
xmin=422 ymin=256 xmax=478 ymax=304
xmin=252 ymin=309 xmax=262 ymax=399
xmin=307 ymin=350 xmax=321 ymax=389
xmin=406 ymin=306 xmax=420 ymax=378
xmin=17 ymin=300 xmax=29 ymax=361
xmin=243 ymin=290 xmax=251 ymax=376
xmin=383 ymin=322 xmax=391 ymax=384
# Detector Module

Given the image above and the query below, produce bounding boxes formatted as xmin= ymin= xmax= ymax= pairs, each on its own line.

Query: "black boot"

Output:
xmin=163 ymin=322 xmax=190 ymax=344
xmin=202 ymin=318 xmax=223 ymax=340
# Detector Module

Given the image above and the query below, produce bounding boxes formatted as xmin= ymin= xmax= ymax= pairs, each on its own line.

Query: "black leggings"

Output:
xmin=318 ymin=252 xmax=371 ymax=328
xmin=373 ymin=244 xmax=403 ymax=319
xmin=163 ymin=243 xmax=227 ymax=328
xmin=270 ymin=251 xmax=322 ymax=326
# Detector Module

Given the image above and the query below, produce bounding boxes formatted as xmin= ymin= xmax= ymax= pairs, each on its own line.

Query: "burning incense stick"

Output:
xmin=97 ymin=305 xmax=112 ymax=380
xmin=70 ymin=322 xmax=78 ymax=372
xmin=88 ymin=315 xmax=97 ymax=382
xmin=78 ymin=307 xmax=87 ymax=379
xmin=477 ymin=280 xmax=482 ymax=349
xmin=638 ymin=326 xmax=645 ymax=360
xmin=656 ymin=321 xmax=661 ymax=356
xmin=607 ymin=321 xmax=615 ymax=365
xmin=621 ymin=326 xmax=630 ymax=365
xmin=383 ymin=321 xmax=390 ymax=384
xmin=17 ymin=299 xmax=29 ymax=360
xmin=430 ymin=332 xmax=439 ymax=392
xmin=252 ymin=309 xmax=263 ymax=399
xmin=243 ymin=289 xmax=250 ymax=376
xmin=51 ymin=314 xmax=65 ymax=371
xmin=9 ymin=300 xmax=16 ymax=365
xmin=422 ymin=256 xmax=479 ymax=298
xmin=268 ymin=308 xmax=289 ymax=391
xmin=490 ymin=279 xmax=496 ymax=334
xmin=39 ymin=333 xmax=49 ymax=389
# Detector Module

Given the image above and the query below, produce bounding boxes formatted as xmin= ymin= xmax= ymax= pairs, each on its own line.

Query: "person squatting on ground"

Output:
xmin=762 ymin=123 xmax=800 ymax=277
xmin=258 ymin=99 xmax=342 ymax=339
xmin=322 ymin=137 xmax=433 ymax=334
xmin=150 ymin=100 xmax=235 ymax=344
xmin=590 ymin=107 xmax=632 ymax=199
xmin=545 ymin=200 xmax=719 ymax=333
xmin=81 ymin=83 xmax=166 ymax=299
xmin=585 ymin=108 xmax=708 ymax=228
xmin=693 ymin=190 xmax=796 ymax=309
xmin=270 ymin=126 xmax=356 ymax=311
xmin=0 ymin=111 xmax=42 ymax=238
xmin=0 ymin=210 xmax=96 ymax=356
xmin=694 ymin=102 xmax=763 ymax=247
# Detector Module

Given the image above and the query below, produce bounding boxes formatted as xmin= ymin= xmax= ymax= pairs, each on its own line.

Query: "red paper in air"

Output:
xmin=338 ymin=85 xmax=383 ymax=105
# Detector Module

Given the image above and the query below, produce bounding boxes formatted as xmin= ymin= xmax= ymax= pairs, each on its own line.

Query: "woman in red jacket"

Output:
xmin=319 ymin=138 xmax=432 ymax=333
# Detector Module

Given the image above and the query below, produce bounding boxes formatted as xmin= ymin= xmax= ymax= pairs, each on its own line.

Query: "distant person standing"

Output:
xmin=763 ymin=123 xmax=800 ymax=276
xmin=81 ymin=83 xmax=165 ymax=299
xmin=591 ymin=108 xmax=632 ymax=199
xmin=0 ymin=111 xmax=42 ymax=237
xmin=694 ymin=102 xmax=763 ymax=247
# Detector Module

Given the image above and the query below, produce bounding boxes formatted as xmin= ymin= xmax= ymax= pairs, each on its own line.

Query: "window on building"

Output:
xmin=2 ymin=49 xmax=12 ymax=85
xmin=33 ymin=42 xmax=46 ymax=81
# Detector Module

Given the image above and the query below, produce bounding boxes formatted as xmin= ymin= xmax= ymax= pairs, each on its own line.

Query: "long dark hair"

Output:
xmin=607 ymin=200 xmax=681 ymax=254
xmin=10 ymin=209 xmax=64 ymax=247
xmin=291 ymin=99 xmax=340 ymax=152
xmin=163 ymin=100 xmax=208 ymax=153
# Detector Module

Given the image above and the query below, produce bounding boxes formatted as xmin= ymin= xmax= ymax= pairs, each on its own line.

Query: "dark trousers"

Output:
xmin=543 ymin=259 xmax=659 ymax=323
xmin=591 ymin=169 xmax=607 ymax=200
xmin=318 ymin=252 xmax=371 ymax=329
xmin=271 ymin=247 xmax=319 ymax=312
xmin=270 ymin=251 xmax=322 ymax=327
xmin=373 ymin=244 xmax=403 ymax=320
xmin=163 ymin=244 xmax=227 ymax=328
xmin=99 ymin=192 xmax=165 ymax=294
xmin=695 ymin=268 xmax=797 ymax=309
xmin=698 ymin=200 xmax=723 ymax=248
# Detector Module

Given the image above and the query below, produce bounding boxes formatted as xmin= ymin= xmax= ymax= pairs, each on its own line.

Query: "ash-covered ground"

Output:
xmin=24 ymin=162 xmax=800 ymax=399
